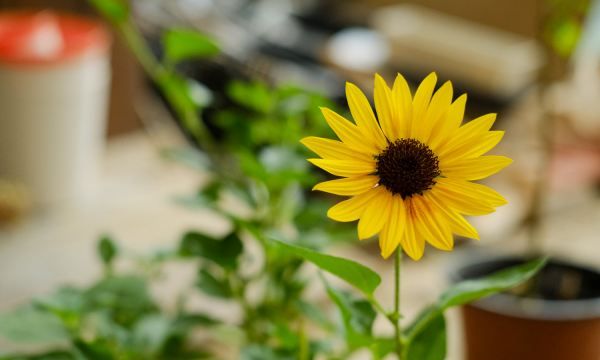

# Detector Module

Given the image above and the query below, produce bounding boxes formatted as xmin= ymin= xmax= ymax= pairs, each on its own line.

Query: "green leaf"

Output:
xmin=131 ymin=314 xmax=172 ymax=354
xmin=163 ymin=29 xmax=220 ymax=65
xmin=199 ymin=181 xmax=222 ymax=203
xmin=239 ymin=345 xmax=276 ymax=360
xmin=405 ymin=313 xmax=446 ymax=360
xmin=0 ymin=350 xmax=77 ymax=359
xmin=273 ymin=182 xmax=304 ymax=224
xmin=549 ymin=18 xmax=581 ymax=57
xmin=81 ymin=311 xmax=129 ymax=346
xmin=239 ymin=345 xmax=295 ymax=360
xmin=258 ymin=147 xmax=310 ymax=189
xmin=196 ymin=268 xmax=232 ymax=298
xmin=237 ymin=150 xmax=268 ymax=183
xmin=213 ymin=110 xmax=252 ymax=147
xmin=85 ymin=275 xmax=156 ymax=327
xmin=295 ymin=300 xmax=333 ymax=331
xmin=34 ymin=287 xmax=85 ymax=332
xmin=370 ymin=337 xmax=396 ymax=359
xmin=97 ymin=235 xmax=118 ymax=267
xmin=173 ymin=313 xmax=221 ymax=328
xmin=0 ymin=306 xmax=70 ymax=343
xmin=403 ymin=258 xmax=547 ymax=356
xmin=227 ymin=81 xmax=273 ymax=114
xmin=35 ymin=287 xmax=85 ymax=315
xmin=160 ymin=314 xmax=220 ymax=358
xmin=271 ymin=322 xmax=299 ymax=348
xmin=225 ymin=180 xmax=264 ymax=211
xmin=438 ymin=257 xmax=547 ymax=309
xmin=88 ymin=0 xmax=129 ymax=23
xmin=73 ymin=339 xmax=113 ymax=360
xmin=272 ymin=240 xmax=381 ymax=295
xmin=323 ymin=280 xmax=376 ymax=349
xmin=179 ymin=231 xmax=243 ymax=269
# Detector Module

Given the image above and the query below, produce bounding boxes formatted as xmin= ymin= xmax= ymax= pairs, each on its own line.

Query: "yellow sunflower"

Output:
xmin=301 ymin=73 xmax=512 ymax=260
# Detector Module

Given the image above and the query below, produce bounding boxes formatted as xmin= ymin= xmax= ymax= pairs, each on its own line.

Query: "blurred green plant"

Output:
xmin=0 ymin=0 xmax=547 ymax=359
xmin=542 ymin=0 xmax=590 ymax=58
xmin=0 ymin=235 xmax=546 ymax=359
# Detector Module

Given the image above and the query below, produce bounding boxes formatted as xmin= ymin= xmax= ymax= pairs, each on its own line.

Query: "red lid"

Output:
xmin=0 ymin=11 xmax=110 ymax=65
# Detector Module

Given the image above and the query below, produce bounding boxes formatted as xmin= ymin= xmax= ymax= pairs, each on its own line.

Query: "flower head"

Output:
xmin=302 ymin=73 xmax=512 ymax=260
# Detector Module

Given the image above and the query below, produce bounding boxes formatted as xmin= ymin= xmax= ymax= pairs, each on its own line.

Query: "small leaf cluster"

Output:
xmin=0 ymin=266 xmax=211 ymax=359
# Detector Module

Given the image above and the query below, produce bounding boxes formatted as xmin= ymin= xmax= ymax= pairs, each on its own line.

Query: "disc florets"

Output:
xmin=375 ymin=138 xmax=441 ymax=198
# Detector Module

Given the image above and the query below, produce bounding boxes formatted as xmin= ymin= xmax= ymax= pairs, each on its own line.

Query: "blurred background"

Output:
xmin=0 ymin=0 xmax=599 ymax=359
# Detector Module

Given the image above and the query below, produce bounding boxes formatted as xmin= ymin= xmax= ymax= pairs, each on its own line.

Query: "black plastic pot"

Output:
xmin=454 ymin=256 xmax=600 ymax=360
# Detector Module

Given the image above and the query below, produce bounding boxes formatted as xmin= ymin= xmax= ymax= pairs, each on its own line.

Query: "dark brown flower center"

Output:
xmin=375 ymin=138 xmax=441 ymax=198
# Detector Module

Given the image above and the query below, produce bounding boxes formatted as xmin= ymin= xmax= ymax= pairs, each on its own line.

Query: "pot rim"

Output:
xmin=449 ymin=252 xmax=600 ymax=321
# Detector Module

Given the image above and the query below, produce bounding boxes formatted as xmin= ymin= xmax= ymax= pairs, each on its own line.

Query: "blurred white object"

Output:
xmin=371 ymin=4 xmax=545 ymax=99
xmin=0 ymin=11 xmax=111 ymax=207
xmin=326 ymin=27 xmax=390 ymax=72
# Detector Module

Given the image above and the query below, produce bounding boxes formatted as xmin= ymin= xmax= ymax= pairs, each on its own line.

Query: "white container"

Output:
xmin=0 ymin=11 xmax=111 ymax=207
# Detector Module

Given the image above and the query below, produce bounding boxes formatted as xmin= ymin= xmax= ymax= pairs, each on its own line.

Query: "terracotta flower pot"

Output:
xmin=454 ymin=257 xmax=600 ymax=360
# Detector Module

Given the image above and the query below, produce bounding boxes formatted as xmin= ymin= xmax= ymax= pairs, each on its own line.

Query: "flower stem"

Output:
xmin=394 ymin=248 xmax=403 ymax=359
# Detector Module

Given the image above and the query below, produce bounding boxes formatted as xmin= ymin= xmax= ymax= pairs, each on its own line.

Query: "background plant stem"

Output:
xmin=114 ymin=19 xmax=218 ymax=153
xmin=524 ymin=91 xmax=555 ymax=256
xmin=394 ymin=248 xmax=403 ymax=359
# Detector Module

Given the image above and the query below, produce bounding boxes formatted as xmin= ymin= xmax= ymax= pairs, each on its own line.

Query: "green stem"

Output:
xmin=114 ymin=19 xmax=218 ymax=153
xmin=394 ymin=249 xmax=403 ymax=359
xmin=298 ymin=318 xmax=309 ymax=360
xmin=117 ymin=22 xmax=162 ymax=77
xmin=367 ymin=295 xmax=387 ymax=316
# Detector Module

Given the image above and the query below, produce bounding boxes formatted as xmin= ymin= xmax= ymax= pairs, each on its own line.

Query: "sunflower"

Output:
xmin=301 ymin=73 xmax=512 ymax=260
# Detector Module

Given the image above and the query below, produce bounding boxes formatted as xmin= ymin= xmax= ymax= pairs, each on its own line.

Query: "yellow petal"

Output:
xmin=424 ymin=191 xmax=480 ymax=240
xmin=411 ymin=195 xmax=453 ymax=251
xmin=301 ymin=136 xmax=373 ymax=162
xmin=374 ymin=74 xmax=397 ymax=141
xmin=379 ymin=195 xmax=406 ymax=258
xmin=402 ymin=199 xmax=425 ymax=260
xmin=435 ymin=178 xmax=508 ymax=207
xmin=428 ymin=94 xmax=467 ymax=151
xmin=379 ymin=223 xmax=396 ymax=259
xmin=410 ymin=72 xmax=437 ymax=138
xmin=358 ymin=187 xmax=392 ymax=240
xmin=436 ymin=113 xmax=497 ymax=158
xmin=462 ymin=113 xmax=497 ymax=132
xmin=346 ymin=82 xmax=387 ymax=150
xmin=308 ymin=158 xmax=375 ymax=177
xmin=320 ymin=107 xmax=379 ymax=155
xmin=429 ymin=181 xmax=496 ymax=216
xmin=417 ymin=81 xmax=453 ymax=143
xmin=327 ymin=189 xmax=380 ymax=222
xmin=440 ymin=155 xmax=513 ymax=181
xmin=392 ymin=73 xmax=413 ymax=139
xmin=313 ymin=175 xmax=379 ymax=196
xmin=440 ymin=131 xmax=504 ymax=164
